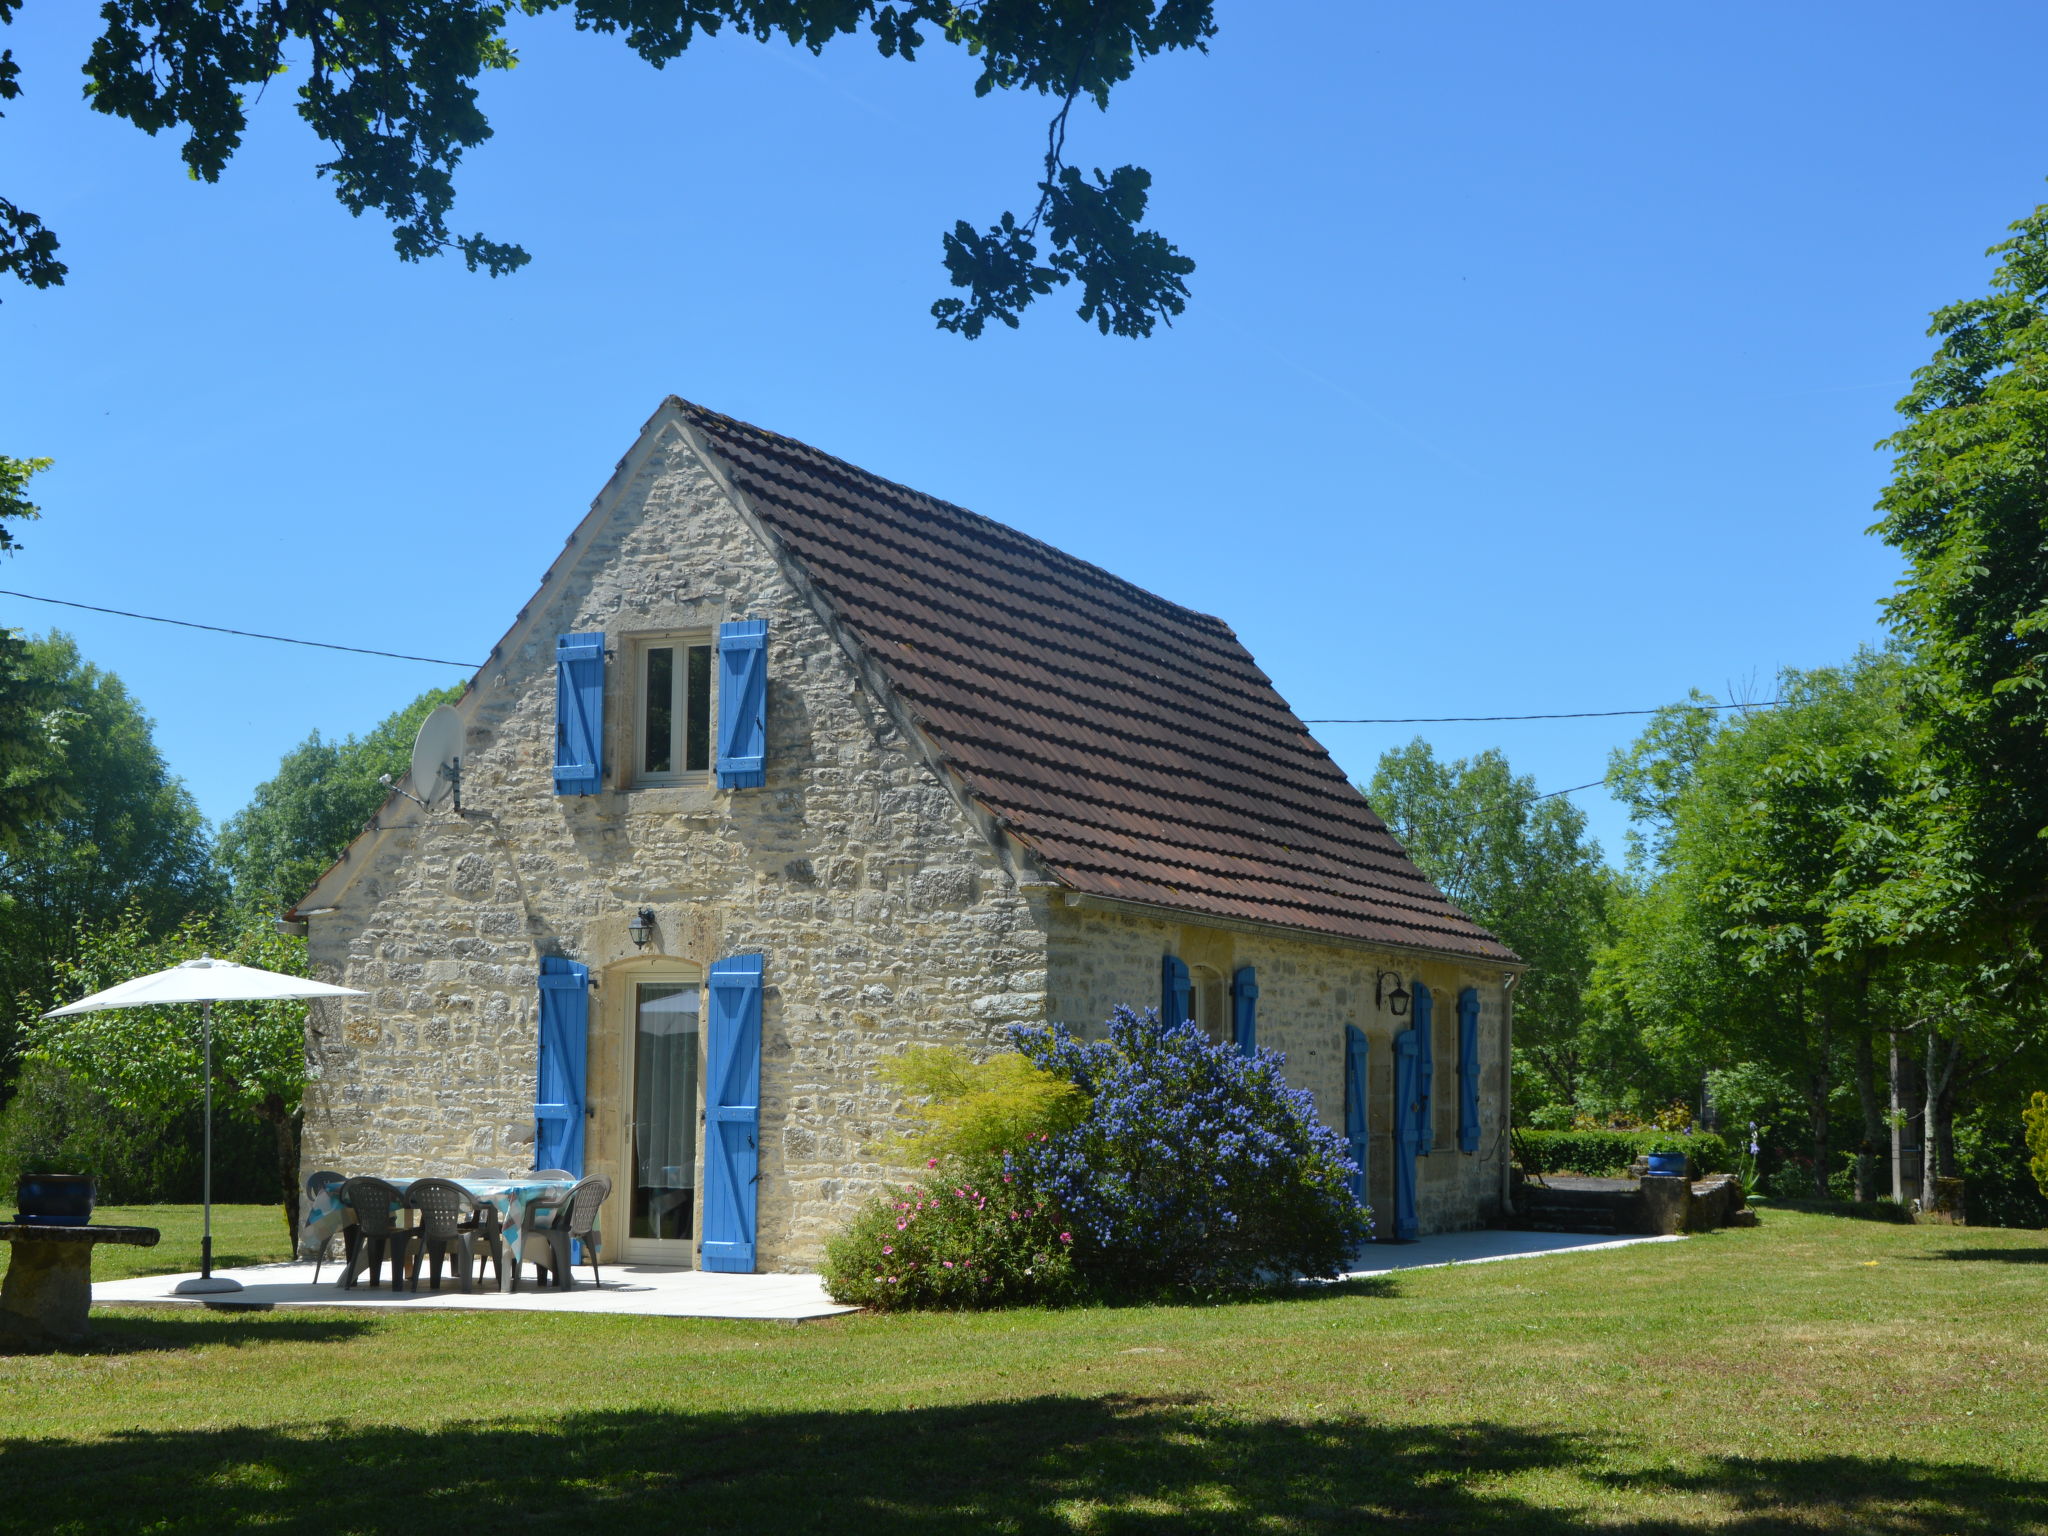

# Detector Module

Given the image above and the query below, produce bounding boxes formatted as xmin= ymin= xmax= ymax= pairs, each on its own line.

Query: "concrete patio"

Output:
xmin=91 ymin=1262 xmax=856 ymax=1321
xmin=89 ymin=1229 xmax=1680 ymax=1323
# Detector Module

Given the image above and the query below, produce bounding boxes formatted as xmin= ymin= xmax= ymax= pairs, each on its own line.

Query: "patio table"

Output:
xmin=297 ymin=1176 xmax=577 ymax=1292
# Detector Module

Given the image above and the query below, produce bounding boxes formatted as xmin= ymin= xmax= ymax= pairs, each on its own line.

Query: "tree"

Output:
xmin=1869 ymin=195 xmax=2048 ymax=952
xmin=1366 ymin=741 xmax=1618 ymax=1117
xmin=1 ymin=2 xmax=1206 ymax=339
xmin=219 ymin=682 xmax=465 ymax=914
xmin=28 ymin=910 xmax=314 ymax=1236
xmin=0 ymin=454 xmax=68 ymax=853
xmin=0 ymin=631 xmax=221 ymax=1056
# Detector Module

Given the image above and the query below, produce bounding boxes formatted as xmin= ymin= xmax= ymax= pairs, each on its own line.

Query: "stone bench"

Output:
xmin=0 ymin=1223 xmax=161 ymax=1346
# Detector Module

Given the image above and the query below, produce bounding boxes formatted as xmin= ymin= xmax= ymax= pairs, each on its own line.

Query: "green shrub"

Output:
xmin=821 ymin=1150 xmax=1080 ymax=1311
xmin=874 ymin=1046 xmax=1087 ymax=1163
xmin=1516 ymin=1128 xmax=1733 ymax=1178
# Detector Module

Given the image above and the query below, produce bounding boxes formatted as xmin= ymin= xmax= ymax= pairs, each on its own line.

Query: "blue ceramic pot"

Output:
xmin=1644 ymin=1152 xmax=1689 ymax=1178
xmin=15 ymin=1173 xmax=95 ymax=1226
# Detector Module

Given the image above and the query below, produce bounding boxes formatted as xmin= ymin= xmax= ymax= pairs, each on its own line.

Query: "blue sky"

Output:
xmin=4 ymin=2 xmax=2045 ymax=864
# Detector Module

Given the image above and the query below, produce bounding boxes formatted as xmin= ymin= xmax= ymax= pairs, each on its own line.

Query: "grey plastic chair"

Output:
xmin=530 ymin=1169 xmax=574 ymax=1179
xmin=404 ymin=1178 xmax=496 ymax=1292
xmin=464 ymin=1167 xmax=512 ymax=1180
xmin=338 ymin=1176 xmax=414 ymax=1290
xmin=304 ymin=1169 xmax=349 ymax=1284
xmin=523 ymin=1174 xmax=612 ymax=1290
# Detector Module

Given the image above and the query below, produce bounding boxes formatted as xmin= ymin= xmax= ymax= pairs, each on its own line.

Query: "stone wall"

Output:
xmin=300 ymin=417 xmax=1050 ymax=1270
xmin=1045 ymin=902 xmax=1510 ymax=1236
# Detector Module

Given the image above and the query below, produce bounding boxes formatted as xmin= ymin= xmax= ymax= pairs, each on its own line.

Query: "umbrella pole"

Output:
xmin=172 ymin=999 xmax=240 ymax=1294
xmin=201 ymin=998 xmax=214 ymax=1280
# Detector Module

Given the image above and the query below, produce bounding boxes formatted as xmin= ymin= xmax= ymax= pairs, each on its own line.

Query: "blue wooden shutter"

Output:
xmin=553 ymin=633 xmax=605 ymax=796
xmin=1392 ymin=1028 xmax=1421 ymax=1240
xmin=1343 ymin=1024 xmax=1370 ymax=1207
xmin=701 ymin=953 xmax=763 ymax=1272
xmin=1231 ymin=966 xmax=1259 ymax=1057
xmin=715 ymin=619 xmax=767 ymax=789
xmin=1161 ymin=954 xmax=1191 ymax=1028
xmin=1412 ymin=981 xmax=1435 ymax=1155
xmin=534 ymin=957 xmax=590 ymax=1175
xmin=1457 ymin=986 xmax=1482 ymax=1153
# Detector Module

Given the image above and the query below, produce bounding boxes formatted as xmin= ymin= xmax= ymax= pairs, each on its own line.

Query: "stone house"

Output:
xmin=287 ymin=398 xmax=1522 ymax=1270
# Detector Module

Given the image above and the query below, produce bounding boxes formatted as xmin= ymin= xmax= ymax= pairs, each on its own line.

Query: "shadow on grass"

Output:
xmin=0 ymin=1315 xmax=375 ymax=1357
xmin=3 ymin=1395 xmax=2042 ymax=1535
xmin=1924 ymin=1246 xmax=2048 ymax=1263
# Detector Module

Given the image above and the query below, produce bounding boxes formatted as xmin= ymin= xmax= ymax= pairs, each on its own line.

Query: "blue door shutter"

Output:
xmin=535 ymin=957 xmax=590 ymax=1175
xmin=701 ymin=953 xmax=763 ymax=1272
xmin=1412 ymin=981 xmax=1435 ymax=1155
xmin=1457 ymin=986 xmax=1482 ymax=1153
xmin=715 ymin=619 xmax=768 ymax=789
xmin=1343 ymin=1024 xmax=1370 ymax=1208
xmin=1160 ymin=954 xmax=1191 ymax=1028
xmin=553 ymin=633 xmax=605 ymax=796
xmin=1391 ymin=1029 xmax=1421 ymax=1240
xmin=1230 ymin=966 xmax=1258 ymax=1058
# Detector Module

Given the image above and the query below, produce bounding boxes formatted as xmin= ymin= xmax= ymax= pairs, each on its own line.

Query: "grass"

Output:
xmin=3 ymin=1207 xmax=2046 ymax=1532
xmin=0 ymin=1204 xmax=297 ymax=1284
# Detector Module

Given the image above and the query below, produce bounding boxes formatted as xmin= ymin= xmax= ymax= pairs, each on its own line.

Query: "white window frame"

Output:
xmin=629 ymin=633 xmax=715 ymax=787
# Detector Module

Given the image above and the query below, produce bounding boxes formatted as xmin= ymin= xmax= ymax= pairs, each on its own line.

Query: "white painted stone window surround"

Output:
xmin=628 ymin=632 xmax=715 ymax=787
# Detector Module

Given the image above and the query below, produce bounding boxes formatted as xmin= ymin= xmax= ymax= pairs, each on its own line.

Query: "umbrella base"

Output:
xmin=172 ymin=1275 xmax=244 ymax=1295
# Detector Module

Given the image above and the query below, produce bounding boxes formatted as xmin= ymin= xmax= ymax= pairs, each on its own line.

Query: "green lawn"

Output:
xmin=0 ymin=1203 xmax=298 ymax=1284
xmin=2 ymin=1206 xmax=2044 ymax=1533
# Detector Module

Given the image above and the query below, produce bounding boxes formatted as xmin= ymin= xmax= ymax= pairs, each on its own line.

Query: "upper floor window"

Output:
xmin=635 ymin=637 xmax=713 ymax=784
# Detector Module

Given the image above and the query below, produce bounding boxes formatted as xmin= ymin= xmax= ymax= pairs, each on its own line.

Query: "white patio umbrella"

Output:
xmin=43 ymin=956 xmax=365 ymax=1294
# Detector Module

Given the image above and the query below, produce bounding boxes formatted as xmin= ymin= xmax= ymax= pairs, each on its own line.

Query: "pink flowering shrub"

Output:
xmin=821 ymin=1150 xmax=1080 ymax=1311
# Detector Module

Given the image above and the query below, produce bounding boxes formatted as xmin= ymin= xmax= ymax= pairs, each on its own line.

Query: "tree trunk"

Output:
xmin=1809 ymin=1001 xmax=1834 ymax=1200
xmin=258 ymin=1093 xmax=301 ymax=1246
xmin=1889 ymin=1031 xmax=1905 ymax=1203
xmin=1853 ymin=1027 xmax=1885 ymax=1203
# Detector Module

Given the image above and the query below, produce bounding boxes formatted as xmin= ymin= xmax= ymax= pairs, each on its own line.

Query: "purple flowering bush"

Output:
xmin=1014 ymin=1005 xmax=1369 ymax=1298
xmin=821 ymin=1150 xmax=1081 ymax=1311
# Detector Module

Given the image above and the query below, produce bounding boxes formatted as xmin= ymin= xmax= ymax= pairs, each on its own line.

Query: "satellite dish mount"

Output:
xmin=379 ymin=705 xmax=466 ymax=816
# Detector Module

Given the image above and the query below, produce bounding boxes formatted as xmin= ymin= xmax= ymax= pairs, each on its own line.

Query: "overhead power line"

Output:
xmin=1306 ymin=701 xmax=1783 ymax=724
xmin=0 ymin=590 xmax=483 ymax=669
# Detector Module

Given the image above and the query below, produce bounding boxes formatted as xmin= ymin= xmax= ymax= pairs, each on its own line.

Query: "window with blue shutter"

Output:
xmin=701 ymin=953 xmax=763 ymax=1272
xmin=1343 ymin=1024 xmax=1370 ymax=1209
xmin=715 ymin=619 xmax=767 ymax=789
xmin=1231 ymin=966 xmax=1258 ymax=1058
xmin=554 ymin=633 xmax=606 ymax=796
xmin=1161 ymin=954 xmax=1191 ymax=1028
xmin=535 ymin=957 xmax=590 ymax=1175
xmin=1412 ymin=981 xmax=1436 ymax=1156
xmin=1457 ymin=986 xmax=1482 ymax=1153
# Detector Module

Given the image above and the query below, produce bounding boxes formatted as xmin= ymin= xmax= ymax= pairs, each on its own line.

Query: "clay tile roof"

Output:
xmin=679 ymin=399 xmax=1515 ymax=964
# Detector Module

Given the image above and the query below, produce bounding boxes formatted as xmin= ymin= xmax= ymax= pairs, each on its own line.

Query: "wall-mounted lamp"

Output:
xmin=1375 ymin=970 xmax=1411 ymax=1017
xmin=628 ymin=907 xmax=656 ymax=948
xmin=1502 ymin=971 xmax=1518 ymax=992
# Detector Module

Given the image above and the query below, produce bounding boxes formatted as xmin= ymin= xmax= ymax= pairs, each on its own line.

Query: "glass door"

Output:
xmin=627 ymin=981 xmax=701 ymax=1264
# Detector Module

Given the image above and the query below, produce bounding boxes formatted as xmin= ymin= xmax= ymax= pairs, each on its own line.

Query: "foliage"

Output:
xmin=1868 ymin=194 xmax=2048 ymax=951
xmin=1367 ymin=741 xmax=1618 ymax=1115
xmin=2026 ymin=1092 xmax=2048 ymax=1202
xmin=820 ymin=1150 xmax=1080 ymax=1311
xmin=217 ymin=683 xmax=464 ymax=913
xmin=1514 ymin=1129 xmax=1732 ymax=1179
xmin=0 ymin=632 xmax=221 ymax=1056
xmin=27 ymin=909 xmax=317 ymax=1234
xmin=1014 ymin=1006 xmax=1368 ymax=1298
xmin=0 ymin=1060 xmax=275 ymax=1204
xmin=872 ymin=1044 xmax=1087 ymax=1164
xmin=2 ymin=3 xmax=1208 ymax=338
xmin=0 ymin=455 xmax=69 ymax=855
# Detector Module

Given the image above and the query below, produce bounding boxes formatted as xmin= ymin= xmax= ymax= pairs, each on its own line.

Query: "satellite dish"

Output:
xmin=409 ymin=705 xmax=464 ymax=813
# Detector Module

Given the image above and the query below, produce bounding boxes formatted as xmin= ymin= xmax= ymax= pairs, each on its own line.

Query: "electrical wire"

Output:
xmin=1306 ymin=701 xmax=1782 ymax=723
xmin=0 ymin=589 xmax=483 ymax=669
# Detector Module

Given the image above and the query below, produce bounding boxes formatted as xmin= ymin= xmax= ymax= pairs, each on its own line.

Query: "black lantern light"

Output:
xmin=628 ymin=907 xmax=656 ymax=948
xmin=1375 ymin=970 xmax=1411 ymax=1017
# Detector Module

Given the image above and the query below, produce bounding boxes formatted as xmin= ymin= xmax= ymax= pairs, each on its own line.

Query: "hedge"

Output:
xmin=1515 ymin=1128 xmax=1733 ymax=1178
